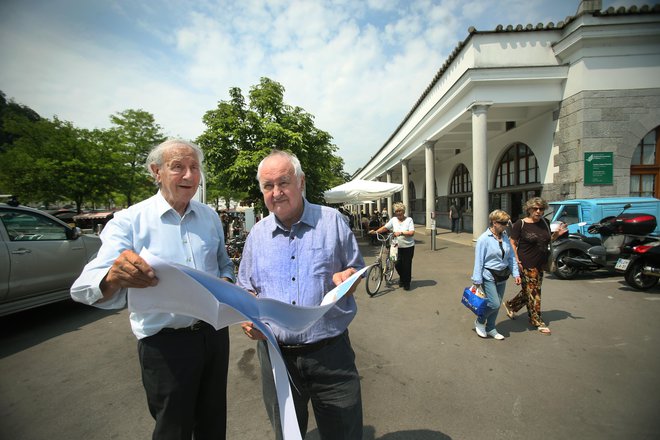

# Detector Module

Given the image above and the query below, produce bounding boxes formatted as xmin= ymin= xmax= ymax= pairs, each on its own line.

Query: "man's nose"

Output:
xmin=182 ymin=167 xmax=197 ymax=179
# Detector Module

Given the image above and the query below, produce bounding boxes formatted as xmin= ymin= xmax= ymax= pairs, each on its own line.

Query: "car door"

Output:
xmin=0 ymin=229 xmax=9 ymax=301
xmin=0 ymin=209 xmax=87 ymax=302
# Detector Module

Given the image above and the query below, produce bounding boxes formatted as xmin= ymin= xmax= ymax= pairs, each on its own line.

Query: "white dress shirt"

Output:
xmin=70 ymin=191 xmax=235 ymax=339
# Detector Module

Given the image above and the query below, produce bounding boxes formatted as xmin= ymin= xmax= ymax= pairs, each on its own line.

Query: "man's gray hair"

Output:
xmin=145 ymin=139 xmax=205 ymax=184
xmin=256 ymin=150 xmax=305 ymax=188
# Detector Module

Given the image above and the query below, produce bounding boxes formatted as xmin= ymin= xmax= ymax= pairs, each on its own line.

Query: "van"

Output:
xmin=548 ymin=197 xmax=660 ymax=237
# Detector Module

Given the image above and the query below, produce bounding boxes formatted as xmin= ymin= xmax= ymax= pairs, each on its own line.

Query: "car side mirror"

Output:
xmin=67 ymin=226 xmax=82 ymax=240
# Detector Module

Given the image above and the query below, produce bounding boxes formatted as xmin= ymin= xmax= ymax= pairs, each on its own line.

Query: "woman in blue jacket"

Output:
xmin=471 ymin=209 xmax=521 ymax=340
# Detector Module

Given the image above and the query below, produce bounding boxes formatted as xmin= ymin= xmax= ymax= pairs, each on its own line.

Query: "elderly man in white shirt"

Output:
xmin=71 ymin=139 xmax=234 ymax=440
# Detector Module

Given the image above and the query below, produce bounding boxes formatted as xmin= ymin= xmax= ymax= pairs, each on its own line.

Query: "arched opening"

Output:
xmin=491 ymin=142 xmax=541 ymax=221
xmin=630 ymin=126 xmax=660 ymax=198
xmin=449 ymin=163 xmax=472 ymax=216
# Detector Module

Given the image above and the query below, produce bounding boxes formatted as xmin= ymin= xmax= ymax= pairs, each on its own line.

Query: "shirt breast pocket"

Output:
xmin=309 ymin=246 xmax=336 ymax=278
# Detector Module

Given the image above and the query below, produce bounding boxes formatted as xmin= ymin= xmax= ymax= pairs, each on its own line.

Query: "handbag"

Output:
xmin=389 ymin=241 xmax=398 ymax=262
xmin=461 ymin=284 xmax=488 ymax=317
xmin=542 ymin=220 xmax=557 ymax=273
xmin=487 ymin=267 xmax=511 ymax=282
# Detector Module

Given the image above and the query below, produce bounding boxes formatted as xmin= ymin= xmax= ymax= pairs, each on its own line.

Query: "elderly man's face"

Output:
xmin=152 ymin=144 xmax=201 ymax=213
xmin=259 ymin=155 xmax=305 ymax=228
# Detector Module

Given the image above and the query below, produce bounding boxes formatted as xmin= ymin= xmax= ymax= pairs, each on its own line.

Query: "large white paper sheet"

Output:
xmin=128 ymin=249 xmax=368 ymax=440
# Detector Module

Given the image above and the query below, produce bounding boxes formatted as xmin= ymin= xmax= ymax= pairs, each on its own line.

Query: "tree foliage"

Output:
xmin=0 ymin=91 xmax=166 ymax=210
xmin=197 ymin=77 xmax=347 ymax=211
xmin=108 ymin=109 xmax=166 ymax=206
xmin=0 ymin=116 xmax=115 ymax=211
xmin=1 ymin=85 xmax=349 ymax=212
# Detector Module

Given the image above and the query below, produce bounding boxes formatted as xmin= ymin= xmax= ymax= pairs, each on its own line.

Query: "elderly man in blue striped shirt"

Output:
xmin=238 ymin=150 xmax=365 ymax=440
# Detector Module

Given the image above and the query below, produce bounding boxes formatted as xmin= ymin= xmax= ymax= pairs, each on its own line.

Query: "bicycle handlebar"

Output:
xmin=373 ymin=232 xmax=393 ymax=242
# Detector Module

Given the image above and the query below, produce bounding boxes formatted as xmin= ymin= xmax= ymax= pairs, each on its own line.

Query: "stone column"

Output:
xmin=470 ymin=102 xmax=491 ymax=240
xmin=386 ymin=171 xmax=393 ymax=219
xmin=401 ymin=159 xmax=410 ymax=212
xmin=425 ymin=142 xmax=435 ymax=231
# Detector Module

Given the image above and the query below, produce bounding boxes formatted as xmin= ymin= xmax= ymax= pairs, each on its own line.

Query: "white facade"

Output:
xmin=353 ymin=1 xmax=660 ymax=240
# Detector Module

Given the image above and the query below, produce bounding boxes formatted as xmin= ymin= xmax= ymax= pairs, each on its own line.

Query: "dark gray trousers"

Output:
xmin=257 ymin=331 xmax=363 ymax=440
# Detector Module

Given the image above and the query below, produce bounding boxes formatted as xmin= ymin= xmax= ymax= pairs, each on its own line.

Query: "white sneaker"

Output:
xmin=487 ymin=329 xmax=505 ymax=340
xmin=474 ymin=319 xmax=487 ymax=338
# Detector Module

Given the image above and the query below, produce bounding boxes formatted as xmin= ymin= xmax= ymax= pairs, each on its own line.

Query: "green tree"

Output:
xmin=0 ymin=90 xmax=41 ymax=155
xmin=0 ymin=116 xmax=113 ymax=211
xmin=109 ymin=109 xmax=166 ymax=206
xmin=197 ymin=77 xmax=347 ymax=211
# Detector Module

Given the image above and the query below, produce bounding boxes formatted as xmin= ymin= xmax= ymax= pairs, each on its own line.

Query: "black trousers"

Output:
xmin=138 ymin=326 xmax=230 ymax=440
xmin=395 ymin=246 xmax=415 ymax=287
xmin=257 ymin=332 xmax=363 ymax=440
xmin=451 ymin=218 xmax=460 ymax=232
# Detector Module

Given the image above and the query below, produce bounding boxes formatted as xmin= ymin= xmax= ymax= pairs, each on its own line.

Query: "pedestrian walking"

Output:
xmin=471 ymin=210 xmax=521 ymax=339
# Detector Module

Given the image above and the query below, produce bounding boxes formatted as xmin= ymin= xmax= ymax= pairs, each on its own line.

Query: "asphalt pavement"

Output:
xmin=1 ymin=230 xmax=659 ymax=440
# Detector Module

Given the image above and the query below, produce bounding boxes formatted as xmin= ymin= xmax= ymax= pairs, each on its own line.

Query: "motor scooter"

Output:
xmin=551 ymin=204 xmax=658 ymax=280
xmin=616 ymin=240 xmax=660 ymax=290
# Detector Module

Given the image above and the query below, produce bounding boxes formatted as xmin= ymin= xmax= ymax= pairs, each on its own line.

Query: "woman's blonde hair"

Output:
xmin=524 ymin=197 xmax=548 ymax=216
xmin=393 ymin=202 xmax=406 ymax=214
xmin=489 ymin=209 xmax=511 ymax=224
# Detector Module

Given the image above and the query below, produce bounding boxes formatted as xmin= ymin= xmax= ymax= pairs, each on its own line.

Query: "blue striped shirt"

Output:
xmin=237 ymin=199 xmax=365 ymax=344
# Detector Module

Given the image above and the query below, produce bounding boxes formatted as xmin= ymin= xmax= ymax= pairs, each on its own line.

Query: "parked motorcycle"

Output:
xmin=552 ymin=204 xmax=658 ymax=280
xmin=616 ymin=240 xmax=660 ymax=290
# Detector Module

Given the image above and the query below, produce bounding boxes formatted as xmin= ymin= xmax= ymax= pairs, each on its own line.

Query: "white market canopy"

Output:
xmin=323 ymin=179 xmax=403 ymax=204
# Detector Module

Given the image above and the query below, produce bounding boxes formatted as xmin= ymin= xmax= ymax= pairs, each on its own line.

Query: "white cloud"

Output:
xmin=0 ymin=0 xmax=587 ymax=174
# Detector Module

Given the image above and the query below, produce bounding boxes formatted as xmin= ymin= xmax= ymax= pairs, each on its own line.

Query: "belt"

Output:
xmin=159 ymin=320 xmax=212 ymax=334
xmin=278 ymin=332 xmax=344 ymax=356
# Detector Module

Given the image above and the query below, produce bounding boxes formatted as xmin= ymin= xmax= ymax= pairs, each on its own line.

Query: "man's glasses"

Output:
xmin=532 ymin=207 xmax=545 ymax=212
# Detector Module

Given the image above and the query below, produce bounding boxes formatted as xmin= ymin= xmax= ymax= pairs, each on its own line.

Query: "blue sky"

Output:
xmin=0 ymin=0 xmax=646 ymax=174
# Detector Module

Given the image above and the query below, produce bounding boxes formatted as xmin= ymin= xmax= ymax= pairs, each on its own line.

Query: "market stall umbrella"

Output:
xmin=323 ymin=179 xmax=403 ymax=204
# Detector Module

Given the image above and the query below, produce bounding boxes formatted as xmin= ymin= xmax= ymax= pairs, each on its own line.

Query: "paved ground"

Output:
xmin=1 ymin=230 xmax=659 ymax=439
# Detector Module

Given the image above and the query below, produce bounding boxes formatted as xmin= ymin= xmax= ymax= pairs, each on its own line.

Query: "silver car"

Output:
xmin=0 ymin=204 xmax=102 ymax=316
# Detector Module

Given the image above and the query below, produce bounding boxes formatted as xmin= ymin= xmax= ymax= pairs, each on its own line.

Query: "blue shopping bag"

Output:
xmin=461 ymin=285 xmax=488 ymax=317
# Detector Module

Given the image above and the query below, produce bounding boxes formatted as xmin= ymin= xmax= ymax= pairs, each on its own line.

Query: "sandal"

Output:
xmin=538 ymin=326 xmax=551 ymax=335
xmin=503 ymin=302 xmax=515 ymax=320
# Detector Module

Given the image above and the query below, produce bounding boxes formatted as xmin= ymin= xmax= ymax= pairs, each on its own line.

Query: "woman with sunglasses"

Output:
xmin=471 ymin=210 xmax=521 ymax=339
xmin=504 ymin=197 xmax=565 ymax=334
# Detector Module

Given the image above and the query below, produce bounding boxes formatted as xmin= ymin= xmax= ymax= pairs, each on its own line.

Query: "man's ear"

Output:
xmin=150 ymin=164 xmax=161 ymax=181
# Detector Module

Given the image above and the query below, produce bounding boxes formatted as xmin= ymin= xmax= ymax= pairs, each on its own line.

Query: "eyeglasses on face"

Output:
xmin=531 ymin=207 xmax=545 ymax=212
xmin=495 ymin=221 xmax=508 ymax=226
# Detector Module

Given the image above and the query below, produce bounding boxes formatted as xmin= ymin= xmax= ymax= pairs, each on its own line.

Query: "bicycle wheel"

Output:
xmin=384 ymin=257 xmax=395 ymax=282
xmin=365 ymin=264 xmax=383 ymax=296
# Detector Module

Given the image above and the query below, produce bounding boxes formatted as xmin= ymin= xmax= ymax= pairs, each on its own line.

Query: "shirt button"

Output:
xmin=292 ymin=277 xmax=296 ymax=281
xmin=291 ymin=256 xmax=295 ymax=259
xmin=292 ymin=301 xmax=296 ymax=305
xmin=186 ymin=257 xmax=191 ymax=262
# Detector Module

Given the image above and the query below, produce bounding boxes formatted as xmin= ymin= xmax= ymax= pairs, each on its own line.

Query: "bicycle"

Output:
xmin=365 ymin=232 xmax=396 ymax=296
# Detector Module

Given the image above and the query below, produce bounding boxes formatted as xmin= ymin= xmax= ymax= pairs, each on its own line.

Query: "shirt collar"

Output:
xmin=268 ymin=198 xmax=314 ymax=233
xmin=155 ymin=190 xmax=196 ymax=219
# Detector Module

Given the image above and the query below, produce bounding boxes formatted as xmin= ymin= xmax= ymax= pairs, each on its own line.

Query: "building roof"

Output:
xmin=356 ymin=2 xmax=660 ymax=178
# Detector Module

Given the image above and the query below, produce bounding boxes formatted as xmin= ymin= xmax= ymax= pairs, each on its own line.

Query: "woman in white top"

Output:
xmin=370 ymin=202 xmax=415 ymax=290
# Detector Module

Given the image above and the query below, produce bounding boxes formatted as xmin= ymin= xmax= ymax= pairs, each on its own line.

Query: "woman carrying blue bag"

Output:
xmin=471 ymin=210 xmax=521 ymax=340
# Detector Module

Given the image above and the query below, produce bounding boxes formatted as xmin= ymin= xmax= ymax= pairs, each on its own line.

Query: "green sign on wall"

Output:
xmin=584 ymin=152 xmax=613 ymax=185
